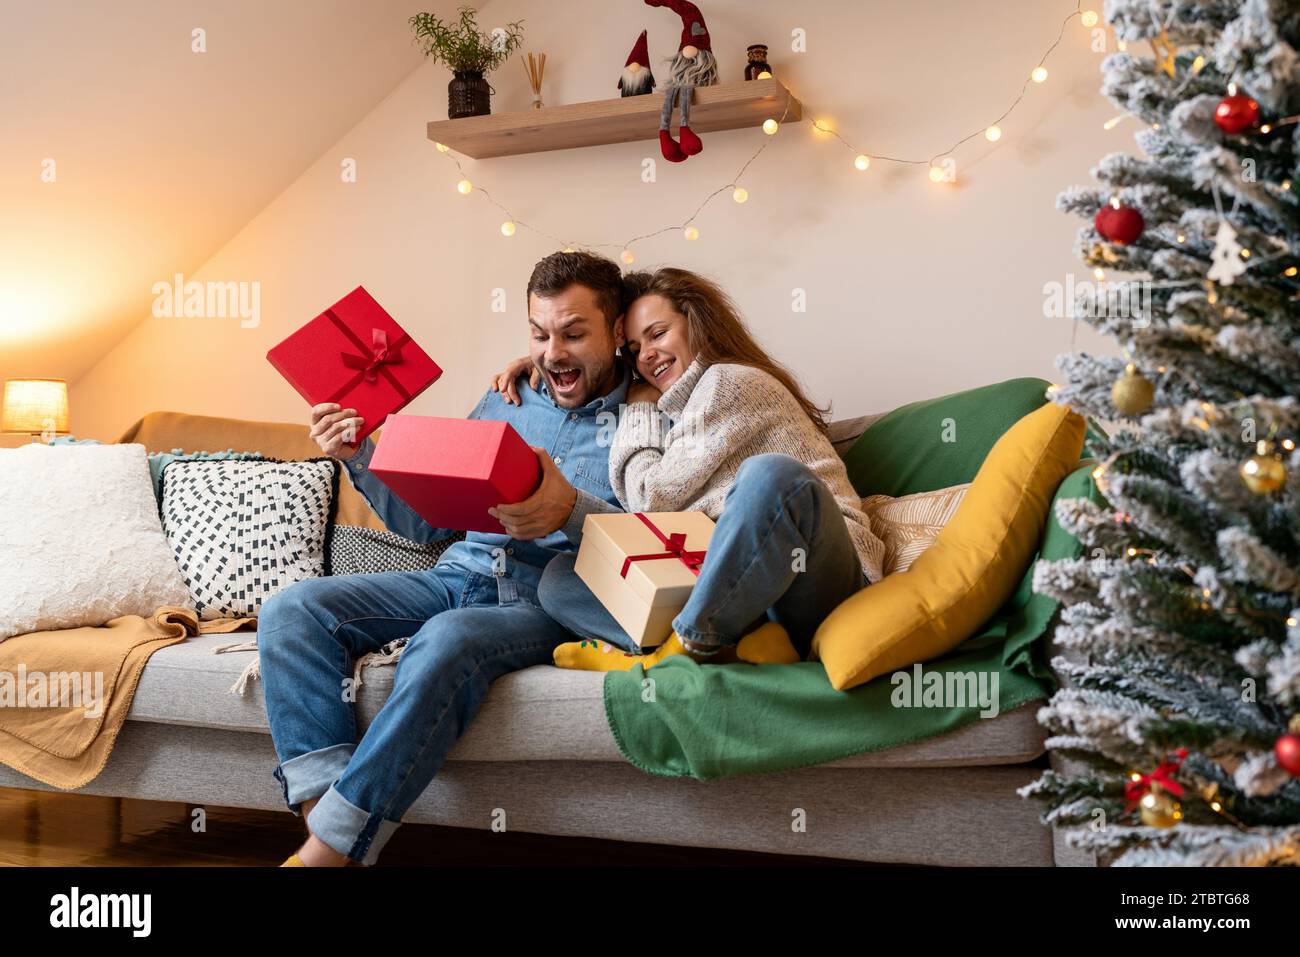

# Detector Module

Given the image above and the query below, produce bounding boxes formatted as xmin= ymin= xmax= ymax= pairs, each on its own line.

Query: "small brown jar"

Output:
xmin=744 ymin=44 xmax=772 ymax=81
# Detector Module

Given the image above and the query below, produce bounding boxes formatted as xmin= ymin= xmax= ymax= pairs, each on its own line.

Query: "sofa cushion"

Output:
xmin=841 ymin=377 xmax=1053 ymax=498
xmin=0 ymin=443 xmax=192 ymax=640
xmin=160 ymin=458 xmax=339 ymax=618
xmin=124 ymin=632 xmax=1045 ymax=767
xmin=813 ymin=401 xmax=1087 ymax=690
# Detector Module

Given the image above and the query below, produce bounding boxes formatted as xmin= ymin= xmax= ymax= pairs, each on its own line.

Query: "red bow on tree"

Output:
xmin=1124 ymin=748 xmax=1188 ymax=812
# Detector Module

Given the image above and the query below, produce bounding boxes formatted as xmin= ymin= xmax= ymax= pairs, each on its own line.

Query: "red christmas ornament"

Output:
xmin=1095 ymin=204 xmax=1145 ymax=246
xmin=1214 ymin=94 xmax=1261 ymax=135
xmin=1277 ymin=732 xmax=1300 ymax=776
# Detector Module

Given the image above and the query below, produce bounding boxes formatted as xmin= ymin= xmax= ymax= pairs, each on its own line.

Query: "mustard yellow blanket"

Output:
xmin=0 ymin=606 xmax=253 ymax=789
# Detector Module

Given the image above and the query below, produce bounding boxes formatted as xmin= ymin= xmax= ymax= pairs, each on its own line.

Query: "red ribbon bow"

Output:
xmin=619 ymin=512 xmax=707 ymax=578
xmin=322 ymin=309 xmax=413 ymax=404
xmin=1124 ymin=748 xmax=1188 ymax=812
xmin=341 ymin=328 xmax=403 ymax=383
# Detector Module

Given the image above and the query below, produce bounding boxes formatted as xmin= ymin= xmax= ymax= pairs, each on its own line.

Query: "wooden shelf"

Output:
xmin=426 ymin=77 xmax=802 ymax=159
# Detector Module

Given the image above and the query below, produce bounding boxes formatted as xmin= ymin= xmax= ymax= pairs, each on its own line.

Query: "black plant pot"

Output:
xmin=448 ymin=71 xmax=491 ymax=119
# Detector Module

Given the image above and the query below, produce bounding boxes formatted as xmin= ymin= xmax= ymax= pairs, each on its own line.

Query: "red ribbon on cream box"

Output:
xmin=266 ymin=286 xmax=442 ymax=444
xmin=575 ymin=510 xmax=714 ymax=649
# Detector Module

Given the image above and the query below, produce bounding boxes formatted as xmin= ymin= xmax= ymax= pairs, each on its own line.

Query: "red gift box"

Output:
xmin=266 ymin=286 xmax=442 ymax=444
xmin=368 ymin=414 xmax=542 ymax=535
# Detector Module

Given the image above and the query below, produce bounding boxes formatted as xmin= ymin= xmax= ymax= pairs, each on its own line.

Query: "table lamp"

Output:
xmin=2 ymin=378 xmax=70 ymax=439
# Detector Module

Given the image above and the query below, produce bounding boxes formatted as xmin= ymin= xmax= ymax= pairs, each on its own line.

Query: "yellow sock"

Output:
xmin=280 ymin=853 xmax=305 ymax=867
xmin=735 ymin=622 xmax=801 ymax=664
xmin=552 ymin=633 xmax=696 ymax=672
xmin=552 ymin=637 xmax=644 ymax=671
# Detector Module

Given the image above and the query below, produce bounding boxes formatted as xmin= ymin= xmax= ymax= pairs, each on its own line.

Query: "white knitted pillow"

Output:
xmin=0 ymin=443 xmax=192 ymax=641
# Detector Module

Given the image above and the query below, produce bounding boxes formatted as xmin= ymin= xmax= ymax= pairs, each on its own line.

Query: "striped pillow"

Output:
xmin=861 ymin=484 xmax=971 ymax=576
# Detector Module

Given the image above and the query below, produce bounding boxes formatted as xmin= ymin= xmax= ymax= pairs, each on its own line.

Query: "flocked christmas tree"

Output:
xmin=1020 ymin=0 xmax=1300 ymax=866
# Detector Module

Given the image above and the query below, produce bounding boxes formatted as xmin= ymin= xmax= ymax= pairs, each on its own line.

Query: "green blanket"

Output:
xmin=602 ymin=463 xmax=1099 ymax=780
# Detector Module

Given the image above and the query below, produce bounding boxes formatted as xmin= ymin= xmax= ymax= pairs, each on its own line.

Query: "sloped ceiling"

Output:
xmin=0 ymin=0 xmax=462 ymax=385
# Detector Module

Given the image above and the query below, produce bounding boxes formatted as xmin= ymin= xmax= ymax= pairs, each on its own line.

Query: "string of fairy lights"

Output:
xmin=431 ymin=1 xmax=1097 ymax=261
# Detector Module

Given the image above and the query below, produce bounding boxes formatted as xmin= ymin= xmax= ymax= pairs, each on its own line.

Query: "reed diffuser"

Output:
xmin=522 ymin=52 xmax=546 ymax=109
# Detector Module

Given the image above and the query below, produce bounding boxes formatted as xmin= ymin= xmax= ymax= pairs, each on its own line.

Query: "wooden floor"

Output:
xmin=0 ymin=787 xmax=863 ymax=867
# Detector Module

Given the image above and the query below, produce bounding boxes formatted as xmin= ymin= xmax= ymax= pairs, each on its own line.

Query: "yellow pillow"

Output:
xmin=812 ymin=401 xmax=1086 ymax=691
xmin=862 ymin=483 xmax=971 ymax=576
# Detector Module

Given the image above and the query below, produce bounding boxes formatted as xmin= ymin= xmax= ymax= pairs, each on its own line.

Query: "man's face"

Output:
xmin=528 ymin=285 xmax=624 ymax=408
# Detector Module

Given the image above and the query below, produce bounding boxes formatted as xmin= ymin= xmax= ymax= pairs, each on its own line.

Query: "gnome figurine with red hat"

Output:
xmin=618 ymin=29 xmax=656 ymax=96
xmin=646 ymin=0 xmax=718 ymax=162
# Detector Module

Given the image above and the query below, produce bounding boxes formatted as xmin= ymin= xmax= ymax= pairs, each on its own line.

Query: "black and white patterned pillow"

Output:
xmin=329 ymin=524 xmax=463 ymax=576
xmin=160 ymin=458 xmax=339 ymax=619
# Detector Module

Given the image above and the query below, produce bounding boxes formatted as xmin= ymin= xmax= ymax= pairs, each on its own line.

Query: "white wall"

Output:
xmin=69 ymin=0 xmax=1118 ymax=441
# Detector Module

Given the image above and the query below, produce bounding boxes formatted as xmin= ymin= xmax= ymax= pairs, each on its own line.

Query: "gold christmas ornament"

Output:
xmin=1240 ymin=440 xmax=1287 ymax=494
xmin=1139 ymin=789 xmax=1183 ymax=828
xmin=1111 ymin=363 xmax=1154 ymax=416
xmin=1149 ymin=30 xmax=1177 ymax=79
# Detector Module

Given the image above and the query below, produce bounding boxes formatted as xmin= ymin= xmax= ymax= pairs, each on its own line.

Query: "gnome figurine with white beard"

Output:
xmin=646 ymin=0 xmax=717 ymax=162
xmin=618 ymin=29 xmax=656 ymax=96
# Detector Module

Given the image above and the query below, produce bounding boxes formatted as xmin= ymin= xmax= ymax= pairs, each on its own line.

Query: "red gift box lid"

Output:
xmin=368 ymin=415 xmax=542 ymax=535
xmin=266 ymin=286 xmax=442 ymax=444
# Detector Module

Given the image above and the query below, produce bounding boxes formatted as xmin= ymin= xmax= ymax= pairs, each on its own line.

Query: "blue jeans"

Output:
xmin=539 ymin=454 xmax=866 ymax=659
xmin=258 ymin=563 xmax=571 ymax=865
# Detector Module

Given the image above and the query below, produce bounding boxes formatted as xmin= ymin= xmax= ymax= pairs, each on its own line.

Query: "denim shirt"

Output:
xmin=342 ymin=368 xmax=629 ymax=591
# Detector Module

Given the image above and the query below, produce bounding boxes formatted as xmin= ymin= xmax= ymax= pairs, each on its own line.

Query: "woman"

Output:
xmin=491 ymin=267 xmax=884 ymax=670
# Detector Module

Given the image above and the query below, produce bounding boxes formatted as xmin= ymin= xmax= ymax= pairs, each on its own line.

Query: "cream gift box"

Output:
xmin=575 ymin=511 xmax=715 ymax=649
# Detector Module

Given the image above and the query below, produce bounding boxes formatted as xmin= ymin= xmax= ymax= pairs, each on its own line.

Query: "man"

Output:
xmin=259 ymin=251 xmax=628 ymax=866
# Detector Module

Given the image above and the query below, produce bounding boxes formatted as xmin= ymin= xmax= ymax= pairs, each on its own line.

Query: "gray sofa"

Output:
xmin=0 ymin=416 xmax=1092 ymax=866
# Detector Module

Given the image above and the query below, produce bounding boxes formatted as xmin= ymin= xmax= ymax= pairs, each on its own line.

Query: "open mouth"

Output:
xmin=649 ymin=358 xmax=675 ymax=381
xmin=548 ymin=367 xmax=581 ymax=393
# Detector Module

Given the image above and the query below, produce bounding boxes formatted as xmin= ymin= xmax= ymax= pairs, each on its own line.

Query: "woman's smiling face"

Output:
xmin=625 ymin=293 xmax=695 ymax=392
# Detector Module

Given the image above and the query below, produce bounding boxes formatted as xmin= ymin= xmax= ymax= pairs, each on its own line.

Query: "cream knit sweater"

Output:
xmin=610 ymin=359 xmax=885 ymax=583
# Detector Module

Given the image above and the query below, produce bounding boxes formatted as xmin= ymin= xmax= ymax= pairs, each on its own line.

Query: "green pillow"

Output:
xmin=841 ymin=377 xmax=1052 ymax=498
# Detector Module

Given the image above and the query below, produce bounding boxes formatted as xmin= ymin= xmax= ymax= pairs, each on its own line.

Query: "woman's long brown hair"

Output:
xmin=622 ymin=267 xmax=831 ymax=433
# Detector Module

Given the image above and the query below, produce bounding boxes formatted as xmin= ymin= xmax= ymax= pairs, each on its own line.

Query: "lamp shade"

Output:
xmin=2 ymin=378 xmax=70 ymax=434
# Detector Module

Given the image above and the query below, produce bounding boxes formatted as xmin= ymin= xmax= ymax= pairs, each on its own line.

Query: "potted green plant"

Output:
xmin=410 ymin=6 xmax=525 ymax=119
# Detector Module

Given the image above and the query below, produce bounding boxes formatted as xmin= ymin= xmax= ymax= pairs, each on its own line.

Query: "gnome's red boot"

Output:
xmin=659 ymin=129 xmax=687 ymax=162
xmin=678 ymin=125 xmax=703 ymax=155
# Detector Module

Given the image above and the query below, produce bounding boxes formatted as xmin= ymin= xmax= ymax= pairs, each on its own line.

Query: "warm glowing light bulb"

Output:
xmin=1103 ymin=114 xmax=1124 ymax=130
xmin=1094 ymin=267 xmax=1106 ymax=281
xmin=456 ymin=179 xmax=472 ymax=194
xmin=1191 ymin=55 xmax=1206 ymax=74
xmin=854 ymin=154 xmax=870 ymax=171
xmin=501 ymin=221 xmax=516 ymax=237
xmin=762 ymin=118 xmax=779 ymax=135
xmin=1031 ymin=66 xmax=1048 ymax=83
xmin=683 ymin=225 xmax=700 ymax=241
xmin=1241 ymin=248 xmax=1252 ymax=259
xmin=985 ymin=125 xmax=1002 ymax=142
xmin=1081 ymin=10 xmax=1099 ymax=27
xmin=732 ymin=186 xmax=749 ymax=203
xmin=1117 ymin=39 xmax=1127 ymax=51
xmin=928 ymin=166 xmax=945 ymax=183
xmin=1284 ymin=180 xmax=1293 ymax=190
xmin=435 ymin=142 xmax=451 ymax=153
xmin=756 ymin=70 xmax=772 ymax=79
xmin=1261 ymin=124 xmax=1273 ymax=134
xmin=1285 ymin=266 xmax=1298 ymax=277
xmin=620 ymin=248 xmax=635 ymax=264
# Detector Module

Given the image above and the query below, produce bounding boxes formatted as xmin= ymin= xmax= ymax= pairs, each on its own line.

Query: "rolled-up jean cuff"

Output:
xmin=307 ymin=783 xmax=402 ymax=866
xmin=670 ymin=624 xmax=724 ymax=655
xmin=277 ymin=742 xmax=356 ymax=812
